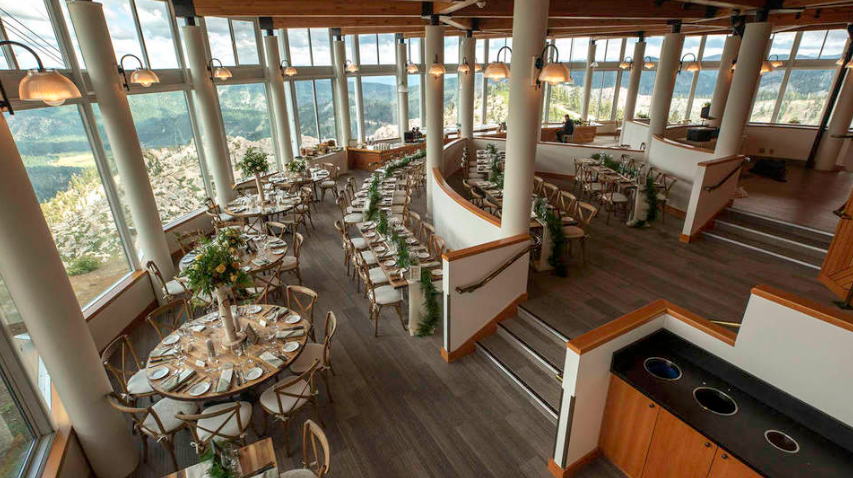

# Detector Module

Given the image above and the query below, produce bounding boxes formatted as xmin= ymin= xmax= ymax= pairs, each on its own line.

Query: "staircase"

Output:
xmin=702 ymin=208 xmax=833 ymax=270
xmin=466 ymin=150 xmax=485 ymax=180
xmin=475 ymin=305 xmax=569 ymax=423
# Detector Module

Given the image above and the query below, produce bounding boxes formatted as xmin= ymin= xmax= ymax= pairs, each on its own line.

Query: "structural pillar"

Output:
xmin=581 ymin=41 xmax=596 ymax=121
xmin=501 ymin=0 xmax=549 ymax=237
xmin=425 ymin=22 xmax=444 ymax=216
xmin=0 ymin=112 xmax=137 ymax=478
xmin=815 ymin=73 xmax=853 ymax=170
xmin=708 ymin=34 xmax=742 ymax=127
xmin=264 ymin=31 xmax=295 ymax=167
xmin=333 ymin=36 xmax=353 ymax=148
xmin=459 ymin=32 xmax=476 ymax=140
xmin=181 ymin=22 xmax=236 ymax=206
xmin=621 ymin=39 xmax=646 ymax=139
xmin=715 ymin=22 xmax=772 ymax=158
xmin=645 ymin=31 xmax=685 ymax=158
xmin=395 ymin=35 xmax=409 ymax=138
xmin=68 ymin=1 xmax=174 ymax=281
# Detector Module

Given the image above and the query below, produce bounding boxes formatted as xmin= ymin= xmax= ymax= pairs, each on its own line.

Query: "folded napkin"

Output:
xmin=190 ymin=324 xmax=206 ymax=333
xmin=275 ymin=327 xmax=305 ymax=340
xmin=421 ymin=261 xmax=441 ymax=268
xmin=217 ymin=366 xmax=233 ymax=393
xmin=161 ymin=368 xmax=195 ymax=392
xmin=149 ymin=346 xmax=176 ymax=358
xmin=183 ymin=461 xmax=212 ymax=478
xmin=252 ymin=258 xmax=271 ymax=267
xmin=259 ymin=351 xmax=284 ymax=368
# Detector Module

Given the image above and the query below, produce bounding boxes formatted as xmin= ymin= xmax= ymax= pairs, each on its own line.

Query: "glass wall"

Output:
xmin=347 ymin=77 xmax=358 ymax=139
xmin=295 ymin=80 xmax=319 ymax=146
xmin=749 ymin=70 xmax=784 ymax=122
xmin=205 ymin=17 xmax=236 ymax=65
xmin=288 ymin=29 xmax=312 ymax=66
xmin=444 ymin=73 xmax=459 ymax=128
xmin=232 ymin=20 xmax=259 ymax=64
xmin=361 ymin=75 xmax=398 ymax=139
xmin=359 ymin=34 xmax=378 ymax=65
xmin=217 ymin=84 xmax=274 ymax=180
xmin=474 ymin=72 xmax=484 ymax=125
xmin=777 ymin=69 xmax=834 ymax=124
xmin=135 ymin=0 xmax=179 ymax=68
xmin=310 ymin=28 xmax=332 ymax=66
xmin=378 ymin=34 xmax=395 ymax=64
xmin=689 ymin=70 xmax=719 ymax=120
xmin=408 ymin=73 xmax=421 ymax=129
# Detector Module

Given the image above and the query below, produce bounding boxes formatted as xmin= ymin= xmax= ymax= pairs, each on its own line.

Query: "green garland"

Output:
xmin=630 ymin=176 xmax=659 ymax=228
xmin=365 ymin=175 xmax=382 ymax=221
xmin=235 ymin=147 xmax=270 ymax=177
xmin=376 ymin=209 xmax=389 ymax=235
xmin=536 ymin=205 xmax=568 ymax=277
xmin=384 ymin=149 xmax=425 ymax=178
xmin=416 ymin=268 xmax=440 ymax=336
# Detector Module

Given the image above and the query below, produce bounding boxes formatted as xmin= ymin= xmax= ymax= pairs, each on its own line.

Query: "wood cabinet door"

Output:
xmin=818 ymin=186 xmax=853 ymax=300
xmin=707 ymin=448 xmax=762 ymax=478
xmin=599 ymin=375 xmax=660 ymax=478
xmin=641 ymin=408 xmax=717 ymax=478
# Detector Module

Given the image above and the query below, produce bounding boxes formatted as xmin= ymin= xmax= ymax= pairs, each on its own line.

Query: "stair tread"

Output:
xmin=720 ymin=208 xmax=833 ymax=249
xmin=500 ymin=317 xmax=565 ymax=372
xmin=478 ymin=333 xmax=561 ymax=412
xmin=704 ymin=227 xmax=824 ymax=267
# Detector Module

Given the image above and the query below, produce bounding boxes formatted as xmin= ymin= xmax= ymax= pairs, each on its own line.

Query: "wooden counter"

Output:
xmin=347 ymin=142 xmax=425 ymax=170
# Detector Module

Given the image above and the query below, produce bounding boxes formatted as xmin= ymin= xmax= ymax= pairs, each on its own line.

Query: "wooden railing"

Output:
xmin=680 ymin=155 xmax=748 ymax=243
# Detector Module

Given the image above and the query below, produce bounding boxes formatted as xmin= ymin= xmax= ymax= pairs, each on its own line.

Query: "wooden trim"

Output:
xmin=567 ymin=299 xmax=736 ymax=354
xmin=442 ymin=234 xmax=530 ymax=262
xmin=99 ymin=299 xmax=159 ymax=354
xmin=537 ymin=171 xmax=576 ymax=181
xmin=679 ymin=233 xmax=692 ymax=244
xmin=745 ymin=122 xmax=819 ymax=132
xmin=442 ymin=292 xmax=528 ymax=363
xmin=652 ymin=134 xmax=714 ymax=153
xmin=680 ymin=199 xmax=733 ymax=244
xmin=664 ymin=204 xmax=686 ymax=219
xmin=696 ymin=154 xmax=744 ymax=168
xmin=548 ymin=449 xmax=602 ymax=478
xmin=83 ymin=270 xmax=149 ymax=323
xmin=163 ymin=208 xmax=207 ymax=233
xmin=432 ymin=167 xmax=502 ymax=228
xmin=752 ymin=284 xmax=853 ymax=334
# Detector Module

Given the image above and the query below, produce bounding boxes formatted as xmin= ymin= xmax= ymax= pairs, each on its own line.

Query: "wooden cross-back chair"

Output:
xmin=146 ymin=299 xmax=192 ymax=342
xmin=177 ymin=401 xmax=253 ymax=454
xmin=318 ymin=163 xmax=339 ymax=202
xmin=419 ymin=221 xmax=436 ymax=245
xmin=280 ymin=232 xmax=304 ymax=285
xmin=600 ymin=175 xmax=630 ymax=225
xmin=289 ymin=311 xmax=337 ymax=403
xmin=286 ymin=285 xmax=319 ymax=341
xmin=174 ymin=229 xmax=207 ymax=255
xmin=562 ymin=201 xmax=599 ymax=264
xmin=533 ymin=176 xmax=545 ymax=197
xmin=358 ymin=260 xmax=404 ymax=337
xmin=655 ymin=174 xmax=678 ymax=224
xmin=248 ymin=257 xmax=285 ymax=305
xmin=259 ymin=360 xmax=322 ymax=457
xmin=101 ymin=334 xmax=155 ymax=402
xmin=542 ymin=182 xmax=560 ymax=206
xmin=280 ymin=420 xmax=331 ymax=478
xmin=559 ymin=190 xmax=578 ymax=224
xmin=146 ymin=260 xmax=189 ymax=304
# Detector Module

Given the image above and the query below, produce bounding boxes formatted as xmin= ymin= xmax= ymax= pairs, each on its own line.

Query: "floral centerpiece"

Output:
xmin=218 ymin=227 xmax=246 ymax=252
xmin=286 ymin=158 xmax=308 ymax=176
xmin=184 ymin=233 xmax=251 ymax=347
xmin=235 ymin=147 xmax=270 ymax=203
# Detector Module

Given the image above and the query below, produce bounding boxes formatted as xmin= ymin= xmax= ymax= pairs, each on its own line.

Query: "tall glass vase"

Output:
xmin=254 ymin=173 xmax=266 ymax=203
xmin=216 ymin=285 xmax=238 ymax=344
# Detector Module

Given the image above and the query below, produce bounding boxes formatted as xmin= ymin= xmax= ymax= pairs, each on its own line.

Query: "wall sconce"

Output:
xmin=534 ymin=44 xmax=571 ymax=88
xmin=768 ymin=54 xmax=783 ymax=69
xmin=208 ymin=58 xmax=232 ymax=81
xmin=280 ymin=59 xmax=297 ymax=77
xmin=643 ymin=56 xmax=656 ymax=69
xmin=679 ymin=53 xmax=700 ymax=73
xmin=117 ymin=53 xmax=159 ymax=91
xmin=457 ymin=56 xmax=471 ymax=75
xmin=484 ymin=46 xmax=511 ymax=80
xmin=405 ymin=60 xmax=419 ymax=74
xmin=428 ymin=55 xmax=446 ymax=78
xmin=0 ymin=40 xmax=81 ymax=113
xmin=759 ymin=59 xmax=775 ymax=74
xmin=475 ymin=63 xmax=482 ymax=72
xmin=618 ymin=56 xmax=633 ymax=70
xmin=345 ymin=59 xmax=359 ymax=73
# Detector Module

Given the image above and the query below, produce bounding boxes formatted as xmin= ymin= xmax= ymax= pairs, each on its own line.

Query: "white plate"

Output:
xmin=149 ymin=367 xmax=169 ymax=380
xmin=365 ymin=232 xmax=376 ymax=238
xmin=188 ymin=381 xmax=211 ymax=397
xmin=418 ymin=252 xmax=430 ymax=259
xmin=384 ymin=260 xmax=396 ymax=267
xmin=272 ymin=248 xmax=286 ymax=255
xmin=373 ymin=246 xmax=386 ymax=253
xmin=285 ymin=314 xmax=301 ymax=324
xmin=162 ymin=334 xmax=180 ymax=345
xmin=406 ymin=238 xmax=418 ymax=244
xmin=244 ymin=305 xmax=262 ymax=314
xmin=431 ymin=269 xmax=442 ymax=276
xmin=283 ymin=341 xmax=300 ymax=353
xmin=244 ymin=367 xmax=263 ymax=381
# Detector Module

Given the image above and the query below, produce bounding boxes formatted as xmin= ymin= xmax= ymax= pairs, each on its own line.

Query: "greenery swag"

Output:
xmin=384 ymin=149 xmax=425 ymax=179
xmin=235 ymin=147 xmax=270 ymax=177
xmin=364 ymin=175 xmax=382 ymax=221
xmin=535 ymin=199 xmax=568 ymax=277
xmin=416 ymin=267 xmax=440 ymax=336
xmin=198 ymin=442 xmax=235 ymax=478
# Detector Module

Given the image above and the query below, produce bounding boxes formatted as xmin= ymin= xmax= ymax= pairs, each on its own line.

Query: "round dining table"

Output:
xmin=268 ymin=168 xmax=330 ymax=199
xmin=145 ymin=304 xmax=309 ymax=401
xmin=178 ymin=234 xmax=287 ymax=273
xmin=222 ymin=193 xmax=298 ymax=222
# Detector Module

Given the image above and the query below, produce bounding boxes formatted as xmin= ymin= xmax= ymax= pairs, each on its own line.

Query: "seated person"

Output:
xmin=556 ymin=115 xmax=574 ymax=143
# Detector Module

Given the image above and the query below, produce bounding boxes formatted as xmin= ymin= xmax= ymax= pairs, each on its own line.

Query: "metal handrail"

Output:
xmin=703 ymin=158 xmax=750 ymax=192
xmin=455 ymin=245 xmax=531 ymax=294
xmin=710 ymin=320 xmax=741 ymax=329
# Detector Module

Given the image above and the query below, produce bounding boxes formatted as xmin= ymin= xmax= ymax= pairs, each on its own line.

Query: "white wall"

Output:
xmin=306 ymin=149 xmax=348 ymax=174
xmin=621 ymin=120 xmax=650 ymax=150
xmin=647 ymin=136 xmax=714 ymax=213
xmin=743 ymin=124 xmax=816 ymax=161
xmin=682 ymin=157 xmax=744 ymax=239
xmin=472 ymin=138 xmax=643 ymax=177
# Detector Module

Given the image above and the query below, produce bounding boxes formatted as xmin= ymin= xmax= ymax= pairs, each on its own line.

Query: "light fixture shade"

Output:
xmin=345 ymin=61 xmax=359 ymax=73
xmin=130 ymin=68 xmax=159 ymax=87
xmin=474 ymin=63 xmax=482 ymax=72
xmin=683 ymin=61 xmax=701 ymax=73
xmin=731 ymin=61 xmax=737 ymax=71
xmin=428 ymin=61 xmax=446 ymax=78
xmin=283 ymin=66 xmax=298 ymax=76
xmin=457 ymin=63 xmax=470 ymax=74
xmin=771 ymin=59 xmax=783 ymax=68
xmin=837 ymin=58 xmax=845 ymax=66
xmin=644 ymin=60 xmax=656 ymax=69
xmin=406 ymin=62 xmax=419 ymax=74
xmin=759 ymin=60 xmax=775 ymax=74
xmin=484 ymin=62 xmax=510 ymax=80
xmin=845 ymin=59 xmax=853 ymax=69
xmin=212 ymin=66 xmax=232 ymax=80
xmin=19 ymin=69 xmax=81 ymax=106
xmin=618 ymin=60 xmax=632 ymax=70
xmin=538 ymin=62 xmax=571 ymax=86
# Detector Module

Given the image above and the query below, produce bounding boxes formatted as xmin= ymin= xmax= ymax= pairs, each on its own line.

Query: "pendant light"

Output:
xmin=484 ymin=45 xmax=511 ymax=80
xmin=208 ymin=58 xmax=233 ymax=81
xmin=345 ymin=59 xmax=359 ymax=73
xmin=279 ymin=59 xmax=297 ymax=77
xmin=0 ymin=40 xmax=81 ymax=113
xmin=618 ymin=56 xmax=633 ymax=70
xmin=428 ymin=54 xmax=446 ymax=78
xmin=405 ymin=60 xmax=419 ymax=74
xmin=643 ymin=56 xmax=656 ymax=69
xmin=535 ymin=44 xmax=571 ymax=87
xmin=118 ymin=53 xmax=159 ymax=90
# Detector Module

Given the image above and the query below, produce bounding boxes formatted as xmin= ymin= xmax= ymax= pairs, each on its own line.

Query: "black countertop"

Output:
xmin=611 ymin=330 xmax=853 ymax=478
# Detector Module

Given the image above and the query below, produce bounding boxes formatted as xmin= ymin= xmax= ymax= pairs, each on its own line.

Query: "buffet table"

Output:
xmin=303 ymin=149 xmax=348 ymax=173
xmin=347 ymin=141 xmax=425 ymax=170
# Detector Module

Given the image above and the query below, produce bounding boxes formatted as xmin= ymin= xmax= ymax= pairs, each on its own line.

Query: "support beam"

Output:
xmin=621 ymin=39 xmax=646 ymax=128
xmin=808 ymin=25 xmax=853 ymax=170
xmin=425 ymin=23 xmax=444 ymax=216
xmin=333 ymin=36 xmax=353 ymax=148
xmin=459 ymin=33 xmax=476 ymax=140
xmin=707 ymin=33 xmax=741 ymax=127
xmin=264 ymin=32 xmax=295 ymax=166
xmin=502 ymin=0 xmax=550 ymax=237
xmin=814 ymin=71 xmax=853 ymax=170
xmin=396 ymin=36 xmax=409 ymax=139
xmin=581 ymin=41 xmax=596 ymax=121
xmin=646 ymin=31 xmax=685 ymax=158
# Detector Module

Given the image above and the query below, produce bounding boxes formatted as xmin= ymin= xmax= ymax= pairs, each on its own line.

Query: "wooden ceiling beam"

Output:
xmin=452 ymin=0 xmax=710 ymax=19
xmin=194 ymin=0 xmax=424 ymax=17
xmin=674 ymin=0 xmax=766 ymax=10
xmin=272 ymin=17 xmax=426 ymax=29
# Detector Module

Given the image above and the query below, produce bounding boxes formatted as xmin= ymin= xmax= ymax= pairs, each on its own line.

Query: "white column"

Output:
xmin=182 ymin=23 xmax=236 ymax=206
xmin=708 ymin=34 xmax=741 ymax=127
xmin=459 ymin=34 xmax=476 ymax=140
xmin=501 ymin=0 xmax=549 ymax=237
xmin=581 ymin=41 xmax=596 ymax=121
xmin=333 ymin=38 xmax=353 ymax=148
xmin=815 ymin=73 xmax=853 ymax=170
xmin=396 ymin=38 xmax=409 ymax=138
xmin=264 ymin=33 xmax=295 ymax=166
xmin=645 ymin=32 xmax=685 ymax=158
xmin=0 ymin=113 xmax=137 ymax=478
xmin=68 ymin=1 xmax=174 ymax=280
xmin=621 ymin=40 xmax=646 ymax=139
xmin=425 ymin=24 xmax=444 ymax=216
xmin=715 ymin=22 xmax=772 ymax=158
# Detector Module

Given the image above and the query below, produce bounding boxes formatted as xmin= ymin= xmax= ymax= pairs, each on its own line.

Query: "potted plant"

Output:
xmin=184 ymin=233 xmax=251 ymax=348
xmin=236 ymin=147 xmax=270 ymax=203
xmin=700 ymin=102 xmax=711 ymax=119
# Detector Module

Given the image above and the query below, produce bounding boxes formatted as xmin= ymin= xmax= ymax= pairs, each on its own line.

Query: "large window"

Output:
xmin=378 ymin=34 xmax=395 ymax=64
xmin=486 ymin=78 xmax=509 ymax=124
xmin=205 ymin=17 xmax=236 ymax=65
xmin=474 ymin=72 xmax=484 ymax=125
xmin=408 ymin=73 xmax=421 ymax=129
xmin=769 ymin=32 xmax=796 ymax=60
xmin=0 ymin=364 xmax=36 ymax=477
xmin=5 ymin=107 xmax=132 ymax=308
xmin=749 ymin=70 xmax=784 ymax=123
xmin=359 ymin=34 xmax=378 ymax=65
xmin=689 ymin=70 xmax=718 ymax=120
xmin=135 ymin=0 xmax=178 ymax=68
xmin=407 ymin=38 xmax=421 ymax=64
xmin=589 ymin=71 xmax=617 ymax=120
xmin=217 ymin=84 xmax=274 ymax=180
xmin=347 ymin=77 xmax=358 ymax=139
xmin=670 ymin=70 xmax=693 ymax=123
xmin=310 ymin=29 xmax=331 ymax=66
xmin=777 ymin=69 xmax=834 ymax=124
xmin=0 ymin=0 xmax=65 ymax=69
xmin=232 ymin=20 xmax=259 ymax=65
xmin=444 ymin=73 xmax=459 ymax=128
xmin=295 ymin=81 xmax=319 ymax=147
xmin=287 ymin=28 xmax=332 ymax=67
xmin=445 ymin=36 xmax=459 ymax=64
xmin=635 ymin=70 xmax=656 ymax=117
xmin=128 ymin=91 xmax=207 ymax=224
xmin=361 ymin=76 xmax=398 ymax=139
xmin=288 ymin=29 xmax=312 ymax=66
xmin=548 ymin=76 xmax=584 ymax=121
xmin=100 ymin=0 xmax=145 ymax=64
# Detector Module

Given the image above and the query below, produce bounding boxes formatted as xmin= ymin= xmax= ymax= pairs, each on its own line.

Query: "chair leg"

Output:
xmin=374 ymin=306 xmax=380 ymax=337
xmin=323 ymin=369 xmax=334 ymax=403
xmin=395 ymin=303 xmax=406 ymax=330
xmin=581 ymin=237 xmax=587 ymax=264
xmin=164 ymin=438 xmax=179 ymax=471
xmin=141 ymin=433 xmax=149 ymax=463
xmin=282 ymin=417 xmax=292 ymax=457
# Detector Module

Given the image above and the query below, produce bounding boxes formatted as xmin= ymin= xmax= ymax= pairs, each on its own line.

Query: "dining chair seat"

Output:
xmin=344 ymin=213 xmax=362 ymax=224
xmin=361 ymin=251 xmax=378 ymax=265
xmin=127 ymin=369 xmax=155 ymax=396
xmin=368 ymin=267 xmax=389 ymax=285
xmin=142 ymin=399 xmax=198 ymax=436
xmin=280 ymin=469 xmax=319 ymax=478
xmin=280 ymin=256 xmax=299 ymax=271
xmin=393 ymin=190 xmax=407 ymax=198
xmin=603 ymin=192 xmax=629 ymax=203
xmin=562 ymin=225 xmax=586 ymax=239
xmin=584 ymin=183 xmax=603 ymax=192
xmin=288 ymin=343 xmax=324 ymax=374
xmin=196 ymin=401 xmax=253 ymax=444
xmin=656 ymin=192 xmax=667 ymax=201
xmin=164 ymin=279 xmax=188 ymax=297
xmin=392 ymin=196 xmax=406 ymax=205
xmin=350 ymin=237 xmax=367 ymax=250
xmin=320 ymin=180 xmax=336 ymax=188
xmin=260 ymin=378 xmax=311 ymax=415
xmin=373 ymin=285 xmax=402 ymax=305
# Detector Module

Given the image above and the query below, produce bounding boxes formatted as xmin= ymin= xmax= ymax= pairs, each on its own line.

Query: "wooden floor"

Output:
xmin=735 ymin=159 xmax=853 ymax=233
xmin=126 ymin=169 xmax=564 ymax=478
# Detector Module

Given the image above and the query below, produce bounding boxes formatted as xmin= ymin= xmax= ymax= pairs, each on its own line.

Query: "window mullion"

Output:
xmin=307 ymin=28 xmax=315 ymax=66
xmin=0 ymin=14 xmax=20 ymax=69
xmin=0 ymin=317 xmax=52 ymax=436
xmin=127 ymin=0 xmax=151 ymax=68
xmin=228 ymin=19 xmax=239 ymax=65
xmin=312 ymin=80 xmax=321 ymax=141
